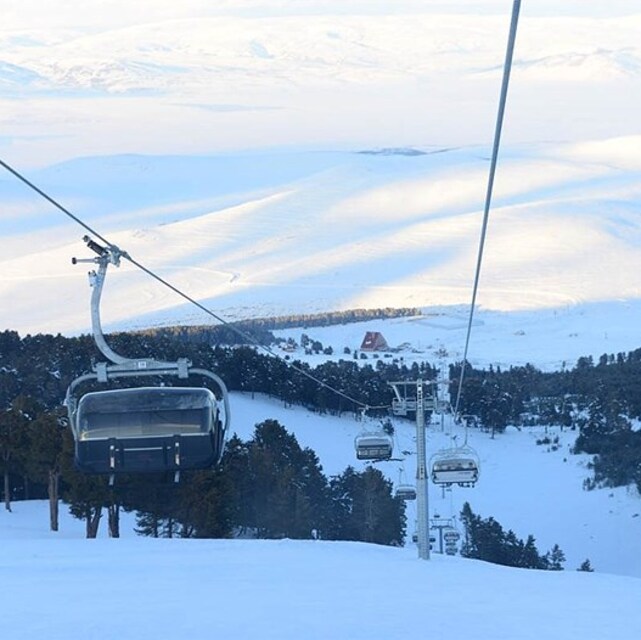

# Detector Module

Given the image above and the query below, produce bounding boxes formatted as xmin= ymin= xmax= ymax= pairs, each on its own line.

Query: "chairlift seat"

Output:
xmin=66 ymin=240 xmax=230 ymax=480
xmin=395 ymin=484 xmax=417 ymax=501
xmin=430 ymin=447 xmax=480 ymax=487
xmin=354 ymin=433 xmax=393 ymax=461
xmin=74 ymin=387 xmax=224 ymax=474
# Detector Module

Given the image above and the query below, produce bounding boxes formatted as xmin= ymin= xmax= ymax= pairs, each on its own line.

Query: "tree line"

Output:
xmin=133 ymin=419 xmax=406 ymax=545
xmin=452 ymin=355 xmax=641 ymax=493
xmin=134 ymin=307 xmax=421 ymax=347
xmin=3 ymin=323 xmax=641 ymax=541
xmin=459 ymin=502 xmax=567 ymax=570
xmin=452 ymin=349 xmax=641 ymax=431
xmin=1 ymin=398 xmax=406 ymax=544
xmin=0 ymin=329 xmax=435 ymax=418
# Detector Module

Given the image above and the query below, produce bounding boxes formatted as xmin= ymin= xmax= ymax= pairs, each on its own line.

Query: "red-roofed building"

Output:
xmin=360 ymin=331 xmax=389 ymax=351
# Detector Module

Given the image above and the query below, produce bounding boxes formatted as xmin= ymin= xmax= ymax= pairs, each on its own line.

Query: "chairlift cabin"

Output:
xmin=66 ymin=237 xmax=230 ymax=481
xmin=430 ymin=447 xmax=480 ymax=487
xmin=443 ymin=528 xmax=461 ymax=543
xmin=395 ymin=466 xmax=416 ymax=500
xmin=444 ymin=530 xmax=459 ymax=555
xmin=354 ymin=432 xmax=393 ymax=461
xmin=395 ymin=484 xmax=417 ymax=501
xmin=73 ymin=386 xmax=224 ymax=474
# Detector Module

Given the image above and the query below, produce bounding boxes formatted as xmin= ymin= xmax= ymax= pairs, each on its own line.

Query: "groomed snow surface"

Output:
xmin=3 ymin=522 xmax=641 ymax=640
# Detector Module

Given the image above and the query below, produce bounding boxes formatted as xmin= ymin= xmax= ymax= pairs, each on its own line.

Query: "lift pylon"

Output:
xmin=389 ymin=380 xmax=436 ymax=560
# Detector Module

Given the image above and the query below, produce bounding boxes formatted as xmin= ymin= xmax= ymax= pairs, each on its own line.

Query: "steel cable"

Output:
xmin=453 ymin=0 xmax=521 ymax=416
xmin=0 ymin=158 xmax=388 ymax=412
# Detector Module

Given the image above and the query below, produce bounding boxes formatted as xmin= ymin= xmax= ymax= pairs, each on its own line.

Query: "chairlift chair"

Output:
xmin=443 ymin=529 xmax=461 ymax=542
xmin=395 ymin=484 xmax=417 ymax=501
xmin=430 ymin=446 xmax=480 ymax=487
xmin=354 ymin=432 xmax=393 ymax=461
xmin=65 ymin=237 xmax=230 ymax=481
xmin=443 ymin=527 xmax=460 ymax=556
xmin=394 ymin=466 xmax=416 ymax=500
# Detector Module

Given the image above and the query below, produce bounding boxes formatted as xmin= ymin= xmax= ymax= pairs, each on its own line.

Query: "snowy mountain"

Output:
xmin=2 ymin=1 xmax=640 ymax=345
xmin=2 ymin=139 xmax=641 ymax=375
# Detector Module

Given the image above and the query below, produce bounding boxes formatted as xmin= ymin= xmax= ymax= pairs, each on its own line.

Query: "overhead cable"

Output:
xmin=453 ymin=0 xmax=521 ymax=416
xmin=0 ymin=158 xmax=388 ymax=412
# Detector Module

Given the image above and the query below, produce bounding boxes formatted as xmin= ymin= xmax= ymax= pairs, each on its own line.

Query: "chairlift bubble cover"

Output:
xmin=74 ymin=387 xmax=223 ymax=474
xmin=354 ymin=432 xmax=393 ymax=460
xmin=430 ymin=445 xmax=480 ymax=486
xmin=77 ymin=387 xmax=216 ymax=438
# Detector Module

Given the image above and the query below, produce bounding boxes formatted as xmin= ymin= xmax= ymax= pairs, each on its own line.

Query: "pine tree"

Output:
xmin=328 ymin=466 xmax=405 ymax=546
xmin=220 ymin=434 xmax=254 ymax=534
xmin=459 ymin=503 xmax=559 ymax=571
xmin=135 ymin=510 xmax=163 ymax=538
xmin=60 ymin=429 xmax=110 ymax=538
xmin=0 ymin=396 xmax=35 ymax=512
xmin=27 ymin=409 xmax=66 ymax=531
xmin=459 ymin=501 xmax=480 ymax=558
xmin=578 ymin=558 xmax=594 ymax=572
xmin=545 ymin=543 xmax=566 ymax=570
xmin=175 ymin=469 xmax=235 ymax=538
xmin=520 ymin=535 xmax=542 ymax=569
xmin=503 ymin=530 xmax=525 ymax=567
xmin=222 ymin=421 xmax=332 ymax=540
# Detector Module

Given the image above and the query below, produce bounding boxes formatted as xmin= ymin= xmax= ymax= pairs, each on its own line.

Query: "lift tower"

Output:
xmin=389 ymin=380 xmax=436 ymax=560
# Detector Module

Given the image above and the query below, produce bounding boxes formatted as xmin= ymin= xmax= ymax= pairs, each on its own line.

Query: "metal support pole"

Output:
xmin=389 ymin=379 xmax=435 ymax=560
xmin=416 ymin=379 xmax=430 ymax=560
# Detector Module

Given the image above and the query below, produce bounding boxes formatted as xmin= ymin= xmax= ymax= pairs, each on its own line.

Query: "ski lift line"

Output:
xmin=0 ymin=158 xmax=388 ymax=414
xmin=453 ymin=0 xmax=521 ymax=417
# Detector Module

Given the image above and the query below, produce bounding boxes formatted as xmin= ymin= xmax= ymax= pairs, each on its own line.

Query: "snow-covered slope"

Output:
xmin=2 ymin=140 xmax=641 ymax=366
xmin=2 ymin=5 xmax=641 ymax=636
xmin=271 ymin=303 xmax=641 ymax=373
xmin=5 ymin=389 xmax=635 ymax=579
xmin=2 ymin=1 xmax=640 ymax=347
xmin=2 ymin=380 xmax=641 ymax=639
xmin=227 ymin=392 xmax=641 ymax=579
xmin=2 ymin=483 xmax=641 ymax=640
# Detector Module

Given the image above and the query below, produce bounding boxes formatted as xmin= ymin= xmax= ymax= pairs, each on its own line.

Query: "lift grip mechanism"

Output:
xmin=72 ymin=235 xmax=127 ymax=267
